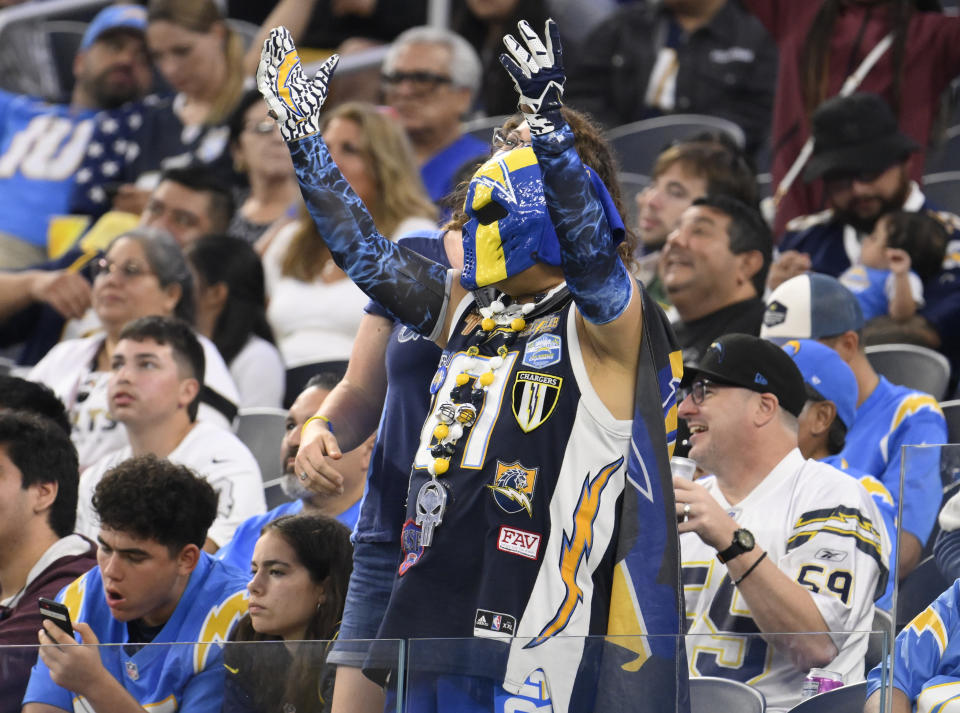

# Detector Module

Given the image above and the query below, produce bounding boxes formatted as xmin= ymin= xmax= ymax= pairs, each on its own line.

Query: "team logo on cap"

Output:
xmin=764 ymin=301 xmax=788 ymax=327
xmin=706 ymin=341 xmax=724 ymax=363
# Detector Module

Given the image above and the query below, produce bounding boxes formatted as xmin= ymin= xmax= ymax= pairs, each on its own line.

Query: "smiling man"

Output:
xmin=21 ymin=455 xmax=248 ymax=713
xmin=74 ymin=316 xmax=264 ymax=552
xmin=660 ymin=194 xmax=772 ymax=366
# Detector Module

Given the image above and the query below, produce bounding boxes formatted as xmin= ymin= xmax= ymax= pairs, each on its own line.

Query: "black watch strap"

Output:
xmin=717 ymin=528 xmax=755 ymax=564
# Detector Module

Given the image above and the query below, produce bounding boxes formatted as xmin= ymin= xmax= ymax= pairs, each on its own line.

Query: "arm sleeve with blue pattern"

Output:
xmin=289 ymin=133 xmax=451 ymax=339
xmin=531 ymin=123 xmax=632 ymax=325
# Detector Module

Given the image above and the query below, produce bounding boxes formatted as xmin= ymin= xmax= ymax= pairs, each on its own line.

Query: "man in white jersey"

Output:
xmin=674 ymin=333 xmax=888 ymax=713
xmin=75 ymin=315 xmax=264 ymax=551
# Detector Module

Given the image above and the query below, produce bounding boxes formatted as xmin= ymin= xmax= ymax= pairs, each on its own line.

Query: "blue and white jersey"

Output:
xmin=839 ymin=264 xmax=924 ymax=322
xmin=23 ymin=553 xmax=248 ymax=713
xmin=866 ymin=579 xmax=960 ymax=712
xmin=839 ymin=376 xmax=946 ymax=545
xmin=0 ymin=89 xmax=96 ymax=247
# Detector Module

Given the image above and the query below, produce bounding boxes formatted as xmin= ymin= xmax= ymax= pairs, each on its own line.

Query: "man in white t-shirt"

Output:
xmin=674 ymin=333 xmax=889 ymax=713
xmin=75 ymin=316 xmax=264 ymax=551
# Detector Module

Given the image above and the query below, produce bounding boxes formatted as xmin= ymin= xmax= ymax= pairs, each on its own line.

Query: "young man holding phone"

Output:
xmin=21 ymin=456 xmax=248 ymax=713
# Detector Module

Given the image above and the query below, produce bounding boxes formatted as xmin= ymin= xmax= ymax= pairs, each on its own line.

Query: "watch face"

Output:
xmin=736 ymin=529 xmax=755 ymax=549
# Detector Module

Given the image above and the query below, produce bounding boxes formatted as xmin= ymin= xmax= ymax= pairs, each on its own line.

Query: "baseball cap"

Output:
xmin=803 ymin=92 xmax=919 ymax=182
xmin=780 ymin=338 xmax=858 ymax=429
xmin=682 ymin=333 xmax=807 ymax=417
xmin=80 ymin=5 xmax=147 ymax=51
xmin=761 ymin=274 xmax=864 ymax=341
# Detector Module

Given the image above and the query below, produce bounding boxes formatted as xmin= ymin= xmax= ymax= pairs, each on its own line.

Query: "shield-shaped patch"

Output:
xmin=512 ymin=371 xmax=562 ymax=433
xmin=488 ymin=460 xmax=538 ymax=516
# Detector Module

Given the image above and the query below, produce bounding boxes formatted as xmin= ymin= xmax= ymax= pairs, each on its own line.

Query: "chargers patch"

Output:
xmin=522 ymin=333 xmax=561 ymax=368
xmin=512 ymin=371 xmax=562 ymax=432
xmin=474 ymin=608 xmax=516 ymax=640
xmin=498 ymin=526 xmax=541 ymax=560
xmin=488 ymin=460 xmax=538 ymax=516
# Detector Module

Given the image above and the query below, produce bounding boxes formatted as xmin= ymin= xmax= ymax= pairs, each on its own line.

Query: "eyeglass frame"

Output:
xmin=491 ymin=127 xmax=531 ymax=153
xmin=244 ymin=119 xmax=278 ymax=136
xmin=380 ymin=70 xmax=453 ymax=94
xmin=91 ymin=257 xmax=156 ymax=281
xmin=683 ymin=378 xmax=737 ymax=405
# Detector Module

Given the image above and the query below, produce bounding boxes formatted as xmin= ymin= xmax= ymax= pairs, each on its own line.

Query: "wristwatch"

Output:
xmin=717 ymin=528 xmax=755 ymax=563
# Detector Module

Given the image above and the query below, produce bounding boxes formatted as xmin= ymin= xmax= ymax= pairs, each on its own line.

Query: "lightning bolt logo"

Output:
xmin=525 ymin=456 xmax=623 ymax=648
xmin=488 ymin=484 xmax=534 ymax=516
xmin=276 ymin=51 xmax=305 ymax=119
xmin=194 ymin=590 xmax=248 ymax=672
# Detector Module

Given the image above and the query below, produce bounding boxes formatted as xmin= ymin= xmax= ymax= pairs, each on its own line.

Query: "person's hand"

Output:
xmin=500 ymin=19 xmax=565 ymax=136
xmin=767 ymin=250 xmax=811 ymax=291
xmin=38 ymin=620 xmax=107 ymax=694
xmin=674 ymin=476 xmax=739 ymax=551
xmin=257 ymin=26 xmax=339 ymax=143
xmin=886 ymin=247 xmax=911 ymax=275
xmin=295 ymin=418 xmax=345 ymax=495
xmin=28 ymin=269 xmax=92 ymax=320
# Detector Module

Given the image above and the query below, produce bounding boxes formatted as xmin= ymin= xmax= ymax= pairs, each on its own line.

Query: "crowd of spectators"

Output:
xmin=3 ymin=0 xmax=960 ymax=711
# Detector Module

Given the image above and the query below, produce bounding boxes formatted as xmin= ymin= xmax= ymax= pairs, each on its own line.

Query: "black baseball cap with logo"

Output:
xmin=681 ymin=333 xmax=807 ymax=417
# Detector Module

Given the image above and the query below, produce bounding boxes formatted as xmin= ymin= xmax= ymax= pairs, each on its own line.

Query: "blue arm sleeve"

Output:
xmin=531 ymin=123 xmax=632 ymax=325
xmin=289 ymin=133 xmax=450 ymax=338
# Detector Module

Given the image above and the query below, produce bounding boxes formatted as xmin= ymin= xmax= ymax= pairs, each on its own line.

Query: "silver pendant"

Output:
xmin=415 ymin=479 xmax=447 ymax=547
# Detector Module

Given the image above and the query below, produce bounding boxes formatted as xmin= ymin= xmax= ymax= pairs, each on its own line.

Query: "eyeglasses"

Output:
xmin=381 ymin=70 xmax=453 ymax=94
xmin=491 ymin=128 xmax=531 ymax=153
xmin=245 ymin=120 xmax=277 ymax=135
xmin=92 ymin=257 xmax=155 ymax=281
xmin=822 ymin=167 xmax=890 ymax=191
xmin=685 ymin=379 xmax=725 ymax=405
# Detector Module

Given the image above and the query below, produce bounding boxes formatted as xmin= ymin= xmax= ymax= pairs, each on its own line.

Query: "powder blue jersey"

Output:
xmin=23 ymin=553 xmax=248 ymax=713
xmin=0 ymin=89 xmax=96 ymax=247
xmin=866 ymin=579 xmax=960 ymax=711
xmin=839 ymin=376 xmax=946 ymax=544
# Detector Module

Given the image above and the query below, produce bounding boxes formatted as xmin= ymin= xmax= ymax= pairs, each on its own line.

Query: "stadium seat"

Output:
xmin=786 ymin=681 xmax=866 ymax=713
xmin=864 ymin=344 xmax=951 ymax=401
xmin=864 ymin=607 xmax=893 ymax=673
xmin=924 ymin=123 xmax=960 ymax=175
xmin=461 ymin=114 xmax=513 ymax=144
xmin=896 ymin=555 xmax=949 ymax=631
xmin=941 ymin=400 xmax=960 ymax=443
xmin=236 ymin=407 xmax=291 ymax=510
xmin=604 ymin=114 xmax=746 ymax=176
xmin=618 ymin=171 xmax=651 ymax=229
xmin=689 ymin=676 xmax=765 ymax=713
xmin=921 ymin=171 xmax=960 ymax=215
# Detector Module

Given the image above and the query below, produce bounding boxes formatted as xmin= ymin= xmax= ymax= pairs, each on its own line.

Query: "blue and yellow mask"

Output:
xmin=459 ymin=145 xmax=624 ymax=290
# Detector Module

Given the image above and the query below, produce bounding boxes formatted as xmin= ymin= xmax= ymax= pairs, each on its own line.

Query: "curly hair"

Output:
xmin=227 ymin=514 xmax=354 ymax=713
xmin=444 ymin=107 xmax=637 ymax=271
xmin=92 ymin=454 xmax=218 ymax=554
xmin=0 ymin=411 xmax=78 ymax=537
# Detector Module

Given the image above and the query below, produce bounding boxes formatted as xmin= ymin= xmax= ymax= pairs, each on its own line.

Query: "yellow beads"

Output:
xmin=456 ymin=372 xmax=470 ymax=386
xmin=479 ymin=371 xmax=495 ymax=386
xmin=433 ymin=423 xmax=449 ymax=440
xmin=510 ymin=317 xmax=526 ymax=331
xmin=481 ymin=317 xmax=496 ymax=331
xmin=433 ymin=457 xmax=449 ymax=475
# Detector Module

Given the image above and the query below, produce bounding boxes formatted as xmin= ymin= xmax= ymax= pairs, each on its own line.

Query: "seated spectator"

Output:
xmin=634 ymin=135 xmax=758 ymax=304
xmin=21 ymin=455 xmax=248 ymax=713
xmin=566 ymin=0 xmax=777 ymax=159
xmin=0 ymin=165 xmax=235 ymax=369
xmin=380 ymin=26 xmax=489 ymax=204
xmin=934 ymin=490 xmax=960 ymax=583
xmin=864 ymin=579 xmax=960 ymax=713
xmin=187 ymin=235 xmax=285 ymax=408
xmin=215 ymin=373 xmax=371 ymax=573
xmin=75 ymin=316 xmax=264 ymax=551
xmin=661 ymin=194 xmax=772 ymax=366
xmin=771 ymin=93 xmax=960 ymax=370
xmin=840 ymin=210 xmax=948 ymax=323
xmin=781 ymin=338 xmax=897 ymax=610
xmin=676 ymin=334 xmax=888 ymax=713
xmin=263 ymin=102 xmax=436 ymax=406
xmin=28 ymin=227 xmax=240 ymax=469
xmin=762 ymin=273 xmax=946 ymax=578
xmin=70 ymin=0 xmax=247 ymax=220
xmin=0 ymin=412 xmax=95 ymax=713
xmin=223 ymin=514 xmax=353 ymax=713
xmin=0 ymin=4 xmax=153 ymax=269
xmin=225 ymin=89 xmax=299 ymax=246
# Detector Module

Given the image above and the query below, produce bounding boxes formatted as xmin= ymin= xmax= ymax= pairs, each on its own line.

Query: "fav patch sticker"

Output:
xmin=474 ymin=608 xmax=517 ymax=640
xmin=488 ymin=460 xmax=538 ymax=516
xmin=512 ymin=371 xmax=562 ymax=433
xmin=522 ymin=333 xmax=561 ymax=368
xmin=498 ymin=526 xmax=541 ymax=560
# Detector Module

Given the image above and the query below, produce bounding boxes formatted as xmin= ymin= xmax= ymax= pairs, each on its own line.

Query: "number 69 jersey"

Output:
xmin=681 ymin=449 xmax=890 ymax=713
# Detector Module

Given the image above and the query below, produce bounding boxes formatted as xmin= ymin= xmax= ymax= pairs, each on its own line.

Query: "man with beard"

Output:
xmin=0 ymin=5 xmax=153 ymax=268
xmin=770 ymin=92 xmax=960 ymax=366
xmin=214 ymin=372 xmax=372 ymax=574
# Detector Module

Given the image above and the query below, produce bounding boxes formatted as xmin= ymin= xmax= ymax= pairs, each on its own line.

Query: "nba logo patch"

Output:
xmin=488 ymin=460 xmax=538 ymax=516
xmin=522 ymin=333 xmax=561 ymax=368
xmin=512 ymin=371 xmax=562 ymax=432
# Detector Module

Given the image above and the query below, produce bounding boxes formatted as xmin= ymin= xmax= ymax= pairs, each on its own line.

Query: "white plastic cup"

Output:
xmin=670 ymin=456 xmax=698 ymax=481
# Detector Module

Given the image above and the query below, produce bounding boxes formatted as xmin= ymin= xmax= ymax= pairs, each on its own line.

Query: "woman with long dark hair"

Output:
xmin=223 ymin=514 xmax=353 ymax=713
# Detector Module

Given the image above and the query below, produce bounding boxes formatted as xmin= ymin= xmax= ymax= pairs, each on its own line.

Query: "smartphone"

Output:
xmin=38 ymin=598 xmax=74 ymax=637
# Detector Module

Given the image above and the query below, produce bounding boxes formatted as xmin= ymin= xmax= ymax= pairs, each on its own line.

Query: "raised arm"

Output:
xmin=256 ymin=28 xmax=455 ymax=342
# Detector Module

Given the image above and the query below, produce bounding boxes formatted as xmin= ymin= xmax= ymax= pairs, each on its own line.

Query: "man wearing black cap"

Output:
xmin=675 ymin=333 xmax=888 ymax=713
